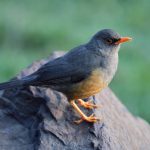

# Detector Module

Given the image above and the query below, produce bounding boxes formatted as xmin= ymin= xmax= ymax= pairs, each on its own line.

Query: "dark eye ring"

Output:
xmin=106 ymin=39 xmax=113 ymax=44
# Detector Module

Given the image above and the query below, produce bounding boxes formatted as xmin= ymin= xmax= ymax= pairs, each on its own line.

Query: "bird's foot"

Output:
xmin=70 ymin=100 xmax=101 ymax=124
xmin=74 ymin=114 xmax=100 ymax=124
xmin=77 ymin=99 xmax=102 ymax=109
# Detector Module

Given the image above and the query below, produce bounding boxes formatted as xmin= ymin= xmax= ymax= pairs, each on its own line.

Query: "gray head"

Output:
xmin=88 ymin=29 xmax=132 ymax=56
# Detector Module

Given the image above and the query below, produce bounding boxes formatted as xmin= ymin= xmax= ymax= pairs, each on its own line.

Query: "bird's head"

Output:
xmin=89 ymin=29 xmax=132 ymax=56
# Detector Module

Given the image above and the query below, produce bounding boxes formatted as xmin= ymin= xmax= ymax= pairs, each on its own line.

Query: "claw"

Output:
xmin=85 ymin=113 xmax=100 ymax=123
xmin=74 ymin=114 xmax=100 ymax=124
xmin=74 ymin=119 xmax=83 ymax=124
xmin=77 ymin=99 xmax=102 ymax=109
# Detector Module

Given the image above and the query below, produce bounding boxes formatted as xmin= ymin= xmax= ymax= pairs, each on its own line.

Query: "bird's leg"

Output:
xmin=77 ymin=99 xmax=102 ymax=109
xmin=70 ymin=100 xmax=100 ymax=123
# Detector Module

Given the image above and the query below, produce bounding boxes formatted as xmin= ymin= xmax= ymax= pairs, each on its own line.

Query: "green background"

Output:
xmin=0 ymin=0 xmax=150 ymax=122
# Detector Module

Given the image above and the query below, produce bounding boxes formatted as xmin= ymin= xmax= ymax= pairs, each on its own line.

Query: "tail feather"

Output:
xmin=0 ymin=79 xmax=24 ymax=90
xmin=0 ymin=74 xmax=38 ymax=90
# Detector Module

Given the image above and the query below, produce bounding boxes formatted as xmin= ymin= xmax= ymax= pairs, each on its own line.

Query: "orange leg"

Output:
xmin=70 ymin=100 xmax=100 ymax=124
xmin=77 ymin=99 xmax=102 ymax=109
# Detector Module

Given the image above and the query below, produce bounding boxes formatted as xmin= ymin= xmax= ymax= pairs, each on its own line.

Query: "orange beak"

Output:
xmin=115 ymin=37 xmax=132 ymax=45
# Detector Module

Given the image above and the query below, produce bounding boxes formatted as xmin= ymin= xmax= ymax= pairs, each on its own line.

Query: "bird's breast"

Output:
xmin=66 ymin=69 xmax=107 ymax=100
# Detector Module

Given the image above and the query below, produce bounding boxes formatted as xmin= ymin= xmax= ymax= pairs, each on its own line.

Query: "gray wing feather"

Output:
xmin=27 ymin=46 xmax=92 ymax=86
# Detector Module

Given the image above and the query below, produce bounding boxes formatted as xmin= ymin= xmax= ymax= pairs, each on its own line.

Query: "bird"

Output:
xmin=0 ymin=29 xmax=132 ymax=123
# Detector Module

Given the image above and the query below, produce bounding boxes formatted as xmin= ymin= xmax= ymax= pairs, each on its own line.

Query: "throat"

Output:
xmin=100 ymin=53 xmax=118 ymax=84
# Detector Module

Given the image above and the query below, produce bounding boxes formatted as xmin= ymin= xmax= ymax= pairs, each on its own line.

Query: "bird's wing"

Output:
xmin=27 ymin=55 xmax=91 ymax=86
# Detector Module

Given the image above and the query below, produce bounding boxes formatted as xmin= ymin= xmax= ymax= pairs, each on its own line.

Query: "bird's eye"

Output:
xmin=106 ymin=39 xmax=113 ymax=44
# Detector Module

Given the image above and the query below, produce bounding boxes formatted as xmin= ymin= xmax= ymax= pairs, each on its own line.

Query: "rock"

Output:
xmin=0 ymin=51 xmax=150 ymax=150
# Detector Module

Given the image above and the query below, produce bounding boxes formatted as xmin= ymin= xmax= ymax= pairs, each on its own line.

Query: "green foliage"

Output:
xmin=0 ymin=0 xmax=150 ymax=122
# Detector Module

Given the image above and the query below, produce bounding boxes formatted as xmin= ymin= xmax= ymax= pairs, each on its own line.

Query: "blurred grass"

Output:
xmin=0 ymin=0 xmax=150 ymax=122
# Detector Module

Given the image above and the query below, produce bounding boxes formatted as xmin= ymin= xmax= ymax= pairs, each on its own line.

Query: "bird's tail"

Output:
xmin=0 ymin=79 xmax=24 ymax=90
xmin=0 ymin=75 xmax=38 ymax=90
